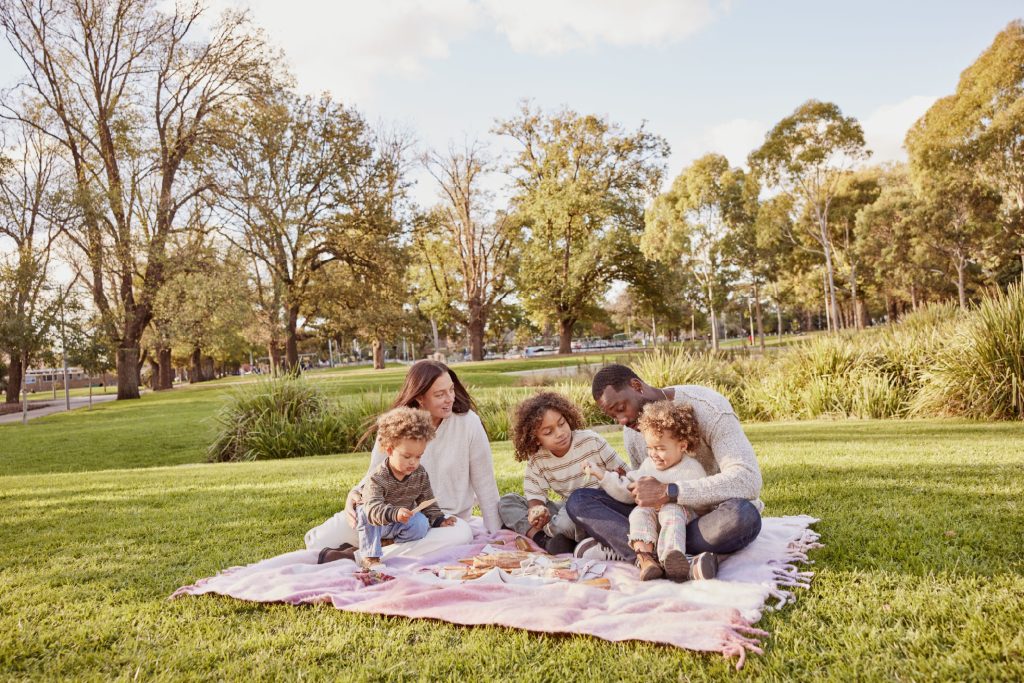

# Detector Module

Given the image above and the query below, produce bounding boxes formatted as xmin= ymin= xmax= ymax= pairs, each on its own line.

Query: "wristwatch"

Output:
xmin=666 ymin=483 xmax=679 ymax=502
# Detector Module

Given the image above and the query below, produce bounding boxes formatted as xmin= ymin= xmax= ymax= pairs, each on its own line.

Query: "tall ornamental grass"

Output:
xmin=208 ymin=377 xmax=351 ymax=462
xmin=913 ymin=283 xmax=1024 ymax=419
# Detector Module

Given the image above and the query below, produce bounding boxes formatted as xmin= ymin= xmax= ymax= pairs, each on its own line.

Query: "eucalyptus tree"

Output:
xmin=416 ymin=141 xmax=518 ymax=361
xmin=829 ymin=168 xmax=882 ymax=328
xmin=0 ymin=0 xmax=271 ymax=399
xmin=643 ymin=153 xmax=747 ymax=351
xmin=750 ymin=100 xmax=870 ymax=332
xmin=495 ymin=103 xmax=668 ymax=354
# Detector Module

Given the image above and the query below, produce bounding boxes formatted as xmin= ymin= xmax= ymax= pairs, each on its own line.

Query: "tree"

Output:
xmin=0 ymin=113 xmax=66 ymax=402
xmin=416 ymin=141 xmax=518 ymax=361
xmin=750 ymin=100 xmax=870 ymax=332
xmin=829 ymin=168 xmax=882 ymax=328
xmin=0 ymin=0 xmax=271 ymax=399
xmin=216 ymin=91 xmax=375 ymax=371
xmin=907 ymin=97 xmax=1003 ymax=308
xmin=643 ymin=154 xmax=746 ymax=351
xmin=495 ymin=103 xmax=668 ymax=354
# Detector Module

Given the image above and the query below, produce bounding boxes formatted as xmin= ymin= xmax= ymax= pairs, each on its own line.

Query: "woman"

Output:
xmin=305 ymin=360 xmax=502 ymax=560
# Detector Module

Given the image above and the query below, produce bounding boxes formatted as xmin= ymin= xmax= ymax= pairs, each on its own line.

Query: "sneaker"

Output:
xmin=662 ymin=549 xmax=689 ymax=582
xmin=573 ymin=537 xmax=627 ymax=562
xmin=635 ymin=551 xmax=664 ymax=581
xmin=688 ymin=552 xmax=719 ymax=580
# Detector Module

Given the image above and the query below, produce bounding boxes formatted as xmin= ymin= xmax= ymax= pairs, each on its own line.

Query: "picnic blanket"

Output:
xmin=172 ymin=515 xmax=821 ymax=669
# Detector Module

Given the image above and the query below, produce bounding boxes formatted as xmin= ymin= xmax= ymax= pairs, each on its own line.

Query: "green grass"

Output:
xmin=1 ymin=420 xmax=1022 ymax=680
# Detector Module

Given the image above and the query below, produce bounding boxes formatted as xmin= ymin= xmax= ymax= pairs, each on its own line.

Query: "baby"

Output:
xmin=355 ymin=407 xmax=455 ymax=569
xmin=585 ymin=400 xmax=715 ymax=582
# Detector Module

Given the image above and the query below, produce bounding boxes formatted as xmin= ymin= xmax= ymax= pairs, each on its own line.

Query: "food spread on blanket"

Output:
xmin=428 ymin=538 xmax=609 ymax=588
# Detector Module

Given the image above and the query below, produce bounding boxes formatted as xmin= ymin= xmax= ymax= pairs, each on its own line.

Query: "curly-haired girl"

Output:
xmin=584 ymin=400 xmax=713 ymax=582
xmin=498 ymin=391 xmax=627 ymax=554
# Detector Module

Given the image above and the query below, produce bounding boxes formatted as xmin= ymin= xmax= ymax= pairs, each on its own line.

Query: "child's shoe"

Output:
xmin=688 ymin=552 xmax=719 ymax=580
xmin=662 ymin=549 xmax=689 ymax=582
xmin=635 ymin=551 xmax=664 ymax=581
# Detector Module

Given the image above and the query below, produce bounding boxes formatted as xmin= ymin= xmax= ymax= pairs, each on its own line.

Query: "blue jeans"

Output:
xmin=356 ymin=506 xmax=430 ymax=558
xmin=565 ymin=488 xmax=762 ymax=563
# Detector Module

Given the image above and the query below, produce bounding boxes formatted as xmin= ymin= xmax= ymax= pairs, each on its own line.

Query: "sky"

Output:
xmin=0 ymin=1 xmax=1020 ymax=210
xmin=181 ymin=0 xmax=1022 ymax=206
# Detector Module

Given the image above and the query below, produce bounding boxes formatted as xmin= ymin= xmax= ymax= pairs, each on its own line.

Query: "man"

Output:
xmin=566 ymin=364 xmax=763 ymax=567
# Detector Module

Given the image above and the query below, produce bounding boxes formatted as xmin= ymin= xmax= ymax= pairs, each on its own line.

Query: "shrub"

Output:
xmin=913 ymin=283 xmax=1024 ymax=419
xmin=208 ymin=377 xmax=350 ymax=462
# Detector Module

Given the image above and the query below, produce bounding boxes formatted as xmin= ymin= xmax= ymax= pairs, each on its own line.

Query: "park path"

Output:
xmin=0 ymin=394 xmax=119 ymax=425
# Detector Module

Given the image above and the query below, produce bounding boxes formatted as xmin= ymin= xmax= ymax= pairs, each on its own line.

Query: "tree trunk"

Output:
xmin=190 ymin=345 xmax=203 ymax=383
xmin=268 ymin=344 xmax=283 ymax=376
xmin=202 ymin=356 xmax=215 ymax=382
xmin=956 ymin=259 xmax=968 ymax=309
xmin=709 ymin=304 xmax=719 ymax=352
xmin=116 ymin=346 xmax=141 ymax=400
xmin=148 ymin=354 xmax=160 ymax=391
xmin=5 ymin=352 xmax=22 ymax=404
xmin=753 ymin=279 xmax=765 ymax=350
xmin=558 ymin=318 xmax=574 ymax=355
xmin=820 ymin=216 xmax=842 ymax=331
xmin=468 ymin=306 xmax=486 ymax=361
xmin=285 ymin=306 xmax=300 ymax=372
xmin=849 ymin=263 xmax=863 ymax=330
xmin=372 ymin=337 xmax=385 ymax=370
xmin=158 ymin=347 xmax=173 ymax=390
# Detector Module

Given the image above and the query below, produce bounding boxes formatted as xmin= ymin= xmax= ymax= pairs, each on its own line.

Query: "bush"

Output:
xmin=913 ymin=283 xmax=1024 ymax=419
xmin=208 ymin=377 xmax=351 ymax=462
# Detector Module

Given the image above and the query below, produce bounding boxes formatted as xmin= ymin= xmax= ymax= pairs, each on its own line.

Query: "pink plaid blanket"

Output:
xmin=172 ymin=515 xmax=821 ymax=669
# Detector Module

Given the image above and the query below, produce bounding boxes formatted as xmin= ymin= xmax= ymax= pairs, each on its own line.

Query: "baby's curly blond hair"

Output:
xmin=636 ymin=400 xmax=699 ymax=451
xmin=376 ymin=407 xmax=436 ymax=449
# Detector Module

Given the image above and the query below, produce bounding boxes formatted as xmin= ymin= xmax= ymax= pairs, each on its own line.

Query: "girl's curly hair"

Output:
xmin=376 ymin=407 xmax=437 ymax=449
xmin=636 ymin=400 xmax=699 ymax=450
xmin=512 ymin=391 xmax=585 ymax=462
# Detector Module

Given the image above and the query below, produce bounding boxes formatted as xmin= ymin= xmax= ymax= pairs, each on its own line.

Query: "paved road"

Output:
xmin=0 ymin=393 xmax=119 ymax=425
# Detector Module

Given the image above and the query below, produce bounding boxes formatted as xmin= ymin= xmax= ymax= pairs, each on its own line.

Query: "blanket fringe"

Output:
xmin=764 ymin=528 xmax=824 ymax=610
xmin=721 ymin=622 xmax=769 ymax=670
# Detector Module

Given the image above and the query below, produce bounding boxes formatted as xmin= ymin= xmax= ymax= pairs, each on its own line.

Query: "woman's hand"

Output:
xmin=395 ymin=507 xmax=413 ymax=524
xmin=438 ymin=516 xmax=457 ymax=527
xmin=344 ymin=488 xmax=363 ymax=529
xmin=527 ymin=504 xmax=550 ymax=530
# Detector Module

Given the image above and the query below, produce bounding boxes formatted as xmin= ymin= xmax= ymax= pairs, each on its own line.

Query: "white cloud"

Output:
xmin=224 ymin=0 xmax=483 ymax=102
xmin=860 ymin=95 xmax=936 ymax=163
xmin=667 ymin=117 xmax=769 ymax=176
xmin=481 ymin=0 xmax=717 ymax=54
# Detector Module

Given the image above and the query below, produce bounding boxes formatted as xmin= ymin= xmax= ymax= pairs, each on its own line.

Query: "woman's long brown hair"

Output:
xmin=357 ymin=360 xmax=476 ymax=448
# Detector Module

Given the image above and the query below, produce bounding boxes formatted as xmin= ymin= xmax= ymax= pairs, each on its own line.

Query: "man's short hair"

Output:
xmin=591 ymin=364 xmax=641 ymax=401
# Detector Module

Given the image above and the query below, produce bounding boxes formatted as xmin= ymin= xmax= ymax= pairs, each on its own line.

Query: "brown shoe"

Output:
xmin=662 ymin=549 xmax=689 ymax=582
xmin=317 ymin=543 xmax=357 ymax=564
xmin=635 ymin=551 xmax=664 ymax=581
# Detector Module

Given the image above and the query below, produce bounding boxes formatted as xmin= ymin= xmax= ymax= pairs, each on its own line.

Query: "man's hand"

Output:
xmin=344 ymin=488 xmax=363 ymax=528
xmin=395 ymin=507 xmax=413 ymax=524
xmin=439 ymin=516 xmax=456 ymax=527
xmin=527 ymin=504 xmax=550 ymax=530
xmin=628 ymin=476 xmax=672 ymax=507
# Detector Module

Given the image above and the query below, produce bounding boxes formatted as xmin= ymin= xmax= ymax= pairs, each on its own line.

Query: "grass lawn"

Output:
xmin=1 ymin=415 xmax=1022 ymax=680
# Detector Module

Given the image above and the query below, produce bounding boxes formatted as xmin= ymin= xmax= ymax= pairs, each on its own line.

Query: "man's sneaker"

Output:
xmin=573 ymin=537 xmax=627 ymax=562
xmin=317 ymin=543 xmax=357 ymax=564
xmin=662 ymin=549 xmax=689 ymax=582
xmin=688 ymin=552 xmax=719 ymax=580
